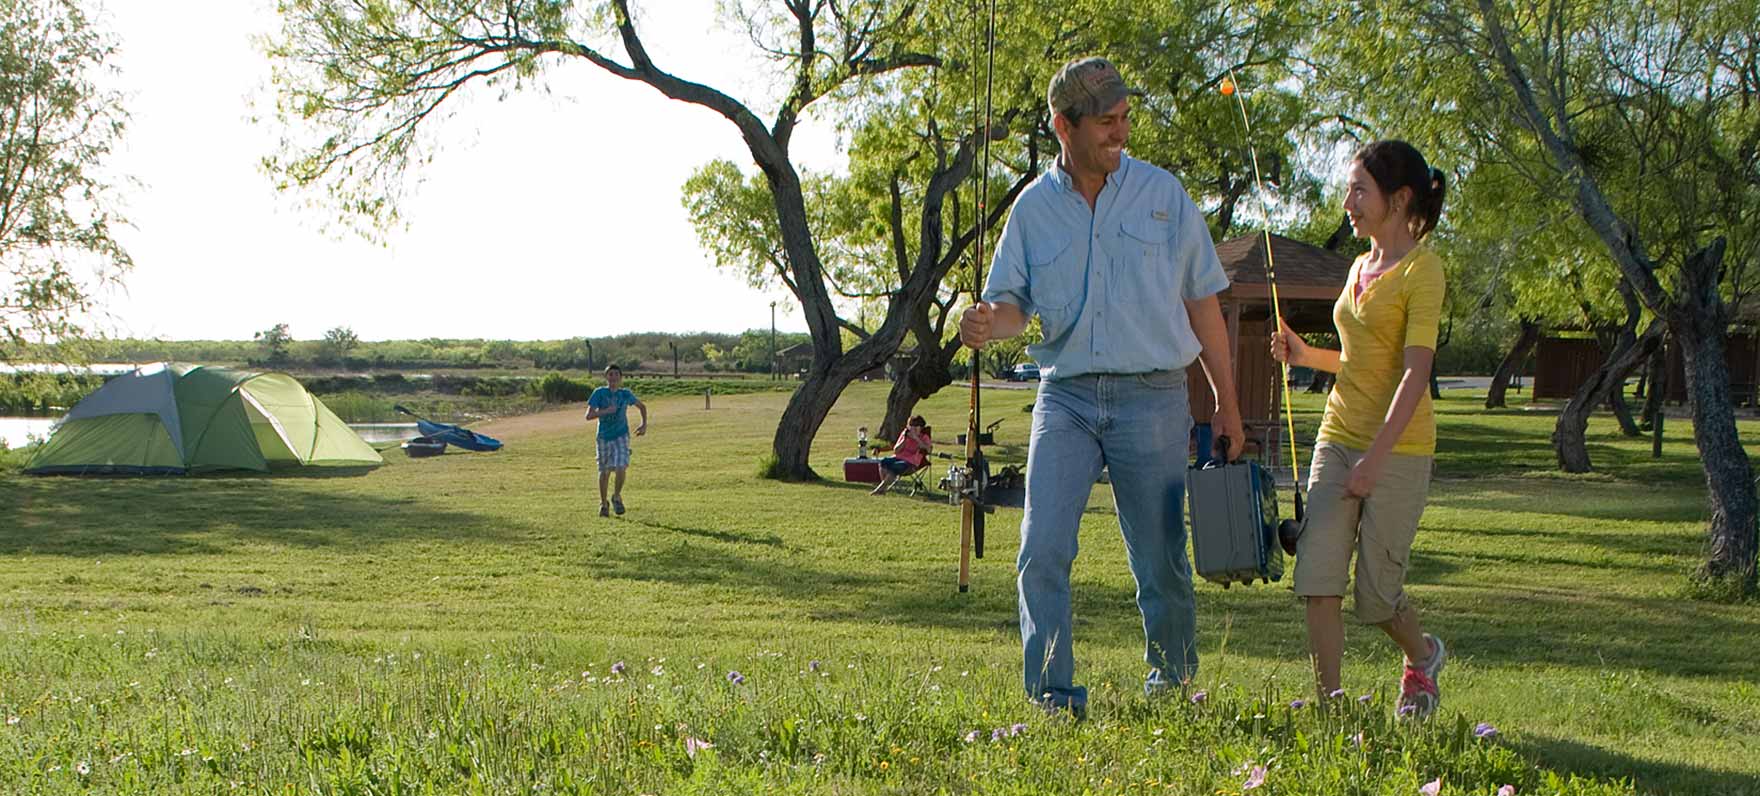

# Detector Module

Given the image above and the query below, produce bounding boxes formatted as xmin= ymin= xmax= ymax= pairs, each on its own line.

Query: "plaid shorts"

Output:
xmin=596 ymin=434 xmax=631 ymax=471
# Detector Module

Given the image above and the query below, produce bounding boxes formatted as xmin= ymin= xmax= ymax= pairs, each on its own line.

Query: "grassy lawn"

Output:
xmin=1 ymin=384 xmax=1756 ymax=794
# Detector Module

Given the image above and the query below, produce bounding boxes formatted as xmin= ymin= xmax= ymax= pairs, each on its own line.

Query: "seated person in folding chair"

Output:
xmin=871 ymin=416 xmax=933 ymax=495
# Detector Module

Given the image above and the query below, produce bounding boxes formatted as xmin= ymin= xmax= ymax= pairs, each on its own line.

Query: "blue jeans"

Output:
xmin=1018 ymin=370 xmax=1197 ymax=710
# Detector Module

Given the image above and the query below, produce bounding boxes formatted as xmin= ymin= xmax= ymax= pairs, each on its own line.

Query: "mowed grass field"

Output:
xmin=1 ymin=383 xmax=1756 ymax=794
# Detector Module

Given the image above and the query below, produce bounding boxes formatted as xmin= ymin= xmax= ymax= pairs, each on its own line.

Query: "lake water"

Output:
xmin=349 ymin=423 xmax=422 ymax=444
xmin=0 ymin=416 xmax=54 ymax=448
xmin=0 ymin=417 xmax=422 ymax=450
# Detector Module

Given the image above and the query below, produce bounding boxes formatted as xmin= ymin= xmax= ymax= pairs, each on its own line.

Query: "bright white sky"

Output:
xmin=93 ymin=0 xmax=828 ymax=342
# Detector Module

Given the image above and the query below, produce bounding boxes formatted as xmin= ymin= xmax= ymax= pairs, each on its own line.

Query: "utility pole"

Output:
xmin=670 ymin=342 xmax=678 ymax=377
xmin=585 ymin=339 xmax=594 ymax=372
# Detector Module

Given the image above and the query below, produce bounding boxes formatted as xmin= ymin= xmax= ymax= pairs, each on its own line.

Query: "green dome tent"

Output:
xmin=25 ymin=362 xmax=383 ymax=475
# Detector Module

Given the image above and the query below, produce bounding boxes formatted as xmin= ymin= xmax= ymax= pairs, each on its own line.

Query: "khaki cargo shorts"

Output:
xmin=1292 ymin=441 xmax=1433 ymax=624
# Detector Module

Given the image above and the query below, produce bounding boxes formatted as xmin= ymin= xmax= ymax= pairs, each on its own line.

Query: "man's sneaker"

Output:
xmin=1397 ymin=634 xmax=1446 ymax=718
xmin=599 ymin=503 xmax=610 ymax=518
xmin=1034 ymin=693 xmax=1088 ymax=722
xmin=612 ymin=497 xmax=625 ymax=516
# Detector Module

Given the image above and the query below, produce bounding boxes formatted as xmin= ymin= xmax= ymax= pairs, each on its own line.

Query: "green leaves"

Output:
xmin=0 ymin=0 xmax=131 ymax=352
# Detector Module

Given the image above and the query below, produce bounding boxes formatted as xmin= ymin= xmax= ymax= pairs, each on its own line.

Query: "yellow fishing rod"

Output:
xmin=1220 ymin=69 xmax=1306 ymax=550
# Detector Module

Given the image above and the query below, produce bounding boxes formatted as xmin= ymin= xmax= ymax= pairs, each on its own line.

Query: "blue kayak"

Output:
xmin=415 ymin=418 xmax=503 ymax=452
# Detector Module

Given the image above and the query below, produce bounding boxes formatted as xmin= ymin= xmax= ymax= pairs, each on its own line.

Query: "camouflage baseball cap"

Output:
xmin=1047 ymin=57 xmax=1143 ymax=119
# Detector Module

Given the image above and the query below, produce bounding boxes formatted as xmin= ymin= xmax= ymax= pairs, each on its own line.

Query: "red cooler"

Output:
xmin=843 ymin=457 xmax=885 ymax=484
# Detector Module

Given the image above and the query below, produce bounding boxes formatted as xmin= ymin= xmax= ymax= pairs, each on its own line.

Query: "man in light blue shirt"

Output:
xmin=961 ymin=57 xmax=1244 ymax=717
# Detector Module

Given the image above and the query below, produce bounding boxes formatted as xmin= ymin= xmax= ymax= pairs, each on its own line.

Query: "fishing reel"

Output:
xmin=939 ymin=452 xmax=993 ymax=560
xmin=942 ymin=456 xmax=990 ymax=507
xmin=1277 ymin=491 xmax=1305 ymax=557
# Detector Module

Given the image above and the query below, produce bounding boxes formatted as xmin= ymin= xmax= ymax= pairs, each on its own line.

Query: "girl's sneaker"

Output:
xmin=1397 ymin=634 xmax=1446 ymax=718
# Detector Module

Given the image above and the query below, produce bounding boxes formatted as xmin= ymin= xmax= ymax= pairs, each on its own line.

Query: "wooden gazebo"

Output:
xmin=1185 ymin=233 xmax=1353 ymax=469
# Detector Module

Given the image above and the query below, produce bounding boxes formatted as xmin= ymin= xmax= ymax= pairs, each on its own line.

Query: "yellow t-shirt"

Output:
xmin=1316 ymin=246 xmax=1446 ymax=456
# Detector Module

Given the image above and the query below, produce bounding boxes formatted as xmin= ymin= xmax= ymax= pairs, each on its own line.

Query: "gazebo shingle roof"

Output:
xmin=1214 ymin=233 xmax=1354 ymax=301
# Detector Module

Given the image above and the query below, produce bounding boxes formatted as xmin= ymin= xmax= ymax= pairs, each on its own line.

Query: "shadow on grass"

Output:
xmin=1435 ymin=419 xmax=1719 ymax=487
xmin=1418 ymin=523 xmax=1700 ymax=573
xmin=1428 ymin=478 xmax=1708 ymax=525
xmin=1512 ymin=734 xmax=1760 ymax=796
xmin=588 ymin=537 xmax=884 ymax=596
xmin=628 ymin=518 xmax=786 ymax=548
xmin=1192 ymin=579 xmax=1760 ymax=680
xmin=0 ymin=472 xmax=524 ymax=557
xmin=257 ymin=465 xmax=384 ymax=479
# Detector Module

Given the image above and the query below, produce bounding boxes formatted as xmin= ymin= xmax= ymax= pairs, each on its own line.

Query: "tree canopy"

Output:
xmin=0 ymin=0 xmax=130 ymax=357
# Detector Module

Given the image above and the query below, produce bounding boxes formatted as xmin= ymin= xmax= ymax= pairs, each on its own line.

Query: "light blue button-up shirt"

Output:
xmin=982 ymin=154 xmax=1230 ymax=381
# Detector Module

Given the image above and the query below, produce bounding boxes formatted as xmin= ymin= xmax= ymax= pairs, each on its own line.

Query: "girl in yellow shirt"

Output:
xmin=1272 ymin=140 xmax=1449 ymax=717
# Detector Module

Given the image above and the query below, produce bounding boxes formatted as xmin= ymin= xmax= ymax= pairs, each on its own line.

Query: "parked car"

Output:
xmin=1007 ymin=363 xmax=1042 ymax=382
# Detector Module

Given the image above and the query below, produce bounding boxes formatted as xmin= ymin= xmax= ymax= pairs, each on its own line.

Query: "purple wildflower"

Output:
xmin=1419 ymin=778 xmax=1442 ymax=796
xmin=808 ymin=660 xmax=822 ymax=673
xmin=1290 ymin=699 xmax=1306 ymax=710
xmin=610 ymin=661 xmax=626 ymax=676
xmin=727 ymin=670 xmax=745 ymax=685
xmin=990 ymin=727 xmax=1007 ymax=742
xmin=962 ymin=730 xmax=980 ymax=743
xmin=1009 ymin=723 xmax=1028 ymax=737
xmin=1189 ymin=690 xmax=1208 ymax=705
xmin=1329 ymin=688 xmax=1347 ymax=699
xmin=1398 ymin=704 xmax=1418 ymax=717
xmin=1474 ymin=722 xmax=1498 ymax=739
xmin=684 ymin=737 xmax=714 ymax=758
xmin=1358 ymin=694 xmax=1374 ymax=704
xmin=1243 ymin=765 xmax=1267 ymax=790
xmin=1497 ymin=786 xmax=1517 ymax=796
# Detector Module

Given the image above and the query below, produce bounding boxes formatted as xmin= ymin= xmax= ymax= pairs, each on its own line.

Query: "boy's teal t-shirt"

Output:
xmin=589 ymin=387 xmax=638 ymax=440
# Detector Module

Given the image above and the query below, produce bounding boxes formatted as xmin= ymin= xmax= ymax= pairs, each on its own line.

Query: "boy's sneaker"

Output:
xmin=612 ymin=497 xmax=625 ymax=516
xmin=1397 ymin=634 xmax=1446 ymax=718
xmin=599 ymin=503 xmax=610 ymax=518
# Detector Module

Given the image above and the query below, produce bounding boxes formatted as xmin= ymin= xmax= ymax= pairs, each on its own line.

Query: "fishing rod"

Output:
xmin=954 ymin=0 xmax=998 ymax=593
xmin=1219 ymin=69 xmax=1306 ymax=550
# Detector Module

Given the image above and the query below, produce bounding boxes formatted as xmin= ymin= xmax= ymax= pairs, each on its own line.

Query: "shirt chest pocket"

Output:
xmin=1025 ymin=233 xmax=1082 ymax=313
xmin=1109 ymin=218 xmax=1175 ymax=294
xmin=1115 ymin=218 xmax=1167 ymax=262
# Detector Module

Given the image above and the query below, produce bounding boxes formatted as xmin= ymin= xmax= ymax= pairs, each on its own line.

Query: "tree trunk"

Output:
xmin=1608 ymin=344 xmax=1664 ymax=437
xmin=1487 ymin=319 xmax=1540 ymax=408
xmin=1608 ymin=379 xmax=1641 ymax=436
xmin=1641 ymin=343 xmax=1666 ymax=430
xmin=1672 ymin=241 xmax=1758 ymax=591
xmin=1323 ymin=212 xmax=1353 ymax=251
xmin=768 ymin=344 xmax=895 ymax=480
xmin=1553 ymin=280 xmax=1659 ymax=472
xmin=1601 ymin=318 xmax=1654 ymax=437
xmin=878 ymin=339 xmax=959 ymax=444
xmin=1475 ymin=1 xmax=1755 ymax=591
